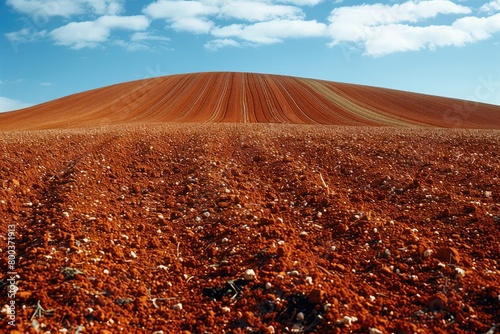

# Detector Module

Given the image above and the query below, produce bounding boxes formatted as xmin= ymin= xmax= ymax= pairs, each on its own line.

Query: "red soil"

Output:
xmin=1 ymin=73 xmax=499 ymax=333
xmin=0 ymin=72 xmax=499 ymax=131
xmin=1 ymin=124 xmax=499 ymax=333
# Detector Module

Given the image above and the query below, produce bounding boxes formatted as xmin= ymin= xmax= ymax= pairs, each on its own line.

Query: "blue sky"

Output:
xmin=1 ymin=0 xmax=500 ymax=112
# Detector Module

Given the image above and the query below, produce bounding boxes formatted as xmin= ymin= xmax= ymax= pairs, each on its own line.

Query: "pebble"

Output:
xmin=341 ymin=315 xmax=357 ymax=326
xmin=243 ymin=269 xmax=256 ymax=281
xmin=455 ymin=267 xmax=466 ymax=278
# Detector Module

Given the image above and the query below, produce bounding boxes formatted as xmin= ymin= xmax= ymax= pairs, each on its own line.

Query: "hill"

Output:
xmin=1 ymin=72 xmax=499 ymax=130
xmin=1 ymin=125 xmax=499 ymax=333
xmin=1 ymin=73 xmax=499 ymax=333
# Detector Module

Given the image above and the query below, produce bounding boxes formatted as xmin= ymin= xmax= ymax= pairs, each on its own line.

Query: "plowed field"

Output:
xmin=1 ymin=72 xmax=499 ymax=333
xmin=1 ymin=124 xmax=499 ymax=333
xmin=0 ymin=72 xmax=499 ymax=131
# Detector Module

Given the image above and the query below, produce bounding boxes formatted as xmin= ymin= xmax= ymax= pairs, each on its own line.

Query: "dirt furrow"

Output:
xmin=1 ymin=72 xmax=500 ymax=130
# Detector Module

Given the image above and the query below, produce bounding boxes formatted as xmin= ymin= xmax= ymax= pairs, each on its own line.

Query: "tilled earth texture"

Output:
xmin=1 ymin=124 xmax=499 ymax=333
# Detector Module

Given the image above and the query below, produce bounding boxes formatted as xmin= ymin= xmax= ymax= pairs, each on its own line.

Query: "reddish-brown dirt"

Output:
xmin=0 ymin=72 xmax=499 ymax=131
xmin=1 ymin=72 xmax=499 ymax=333
xmin=1 ymin=124 xmax=499 ymax=333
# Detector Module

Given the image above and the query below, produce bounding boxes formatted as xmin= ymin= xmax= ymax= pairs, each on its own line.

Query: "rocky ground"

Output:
xmin=1 ymin=124 xmax=499 ymax=333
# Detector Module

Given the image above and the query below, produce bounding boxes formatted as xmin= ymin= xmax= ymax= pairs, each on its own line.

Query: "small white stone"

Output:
xmin=203 ymin=211 xmax=210 ymax=217
xmin=455 ymin=267 xmax=466 ymax=278
xmin=299 ymin=231 xmax=308 ymax=237
xmin=172 ymin=303 xmax=182 ymax=310
xmin=423 ymin=249 xmax=433 ymax=258
xmin=341 ymin=316 xmax=358 ymax=326
xmin=130 ymin=251 xmax=137 ymax=258
xmin=221 ymin=237 xmax=229 ymax=243
xmin=221 ymin=306 xmax=231 ymax=313
xmin=369 ymin=328 xmax=383 ymax=334
xmin=103 ymin=269 xmax=110 ymax=274
xmin=265 ymin=282 xmax=272 ymax=290
xmin=296 ymin=312 xmax=305 ymax=321
xmin=305 ymin=276 xmax=313 ymax=285
xmin=243 ymin=269 xmax=256 ymax=281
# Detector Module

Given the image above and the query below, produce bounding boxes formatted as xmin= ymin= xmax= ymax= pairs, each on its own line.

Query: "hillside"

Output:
xmin=1 ymin=72 xmax=499 ymax=130
xmin=1 ymin=73 xmax=499 ymax=333
xmin=1 ymin=124 xmax=499 ymax=333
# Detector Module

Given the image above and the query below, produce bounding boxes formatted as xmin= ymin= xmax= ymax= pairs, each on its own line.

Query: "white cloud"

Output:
xmin=143 ymin=0 xmax=218 ymax=34
xmin=6 ymin=0 xmax=500 ymax=56
xmin=278 ymin=0 xmax=324 ymax=5
xmin=326 ymin=0 xmax=500 ymax=56
xmin=219 ymin=1 xmax=303 ymax=22
xmin=452 ymin=13 xmax=500 ymax=40
xmin=171 ymin=17 xmax=215 ymax=34
xmin=49 ymin=15 xmax=149 ymax=49
xmin=328 ymin=0 xmax=471 ymax=43
xmin=362 ymin=24 xmax=472 ymax=56
xmin=212 ymin=19 xmax=327 ymax=44
xmin=114 ymin=32 xmax=171 ymax=52
xmin=204 ymin=38 xmax=241 ymax=51
xmin=40 ymin=82 xmax=52 ymax=86
xmin=6 ymin=0 xmax=124 ymax=18
xmin=0 ymin=97 xmax=32 ymax=112
xmin=480 ymin=0 xmax=500 ymax=13
xmin=5 ymin=27 xmax=47 ymax=44
xmin=131 ymin=32 xmax=170 ymax=42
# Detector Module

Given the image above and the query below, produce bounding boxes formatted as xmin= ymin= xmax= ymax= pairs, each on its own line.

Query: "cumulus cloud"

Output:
xmin=131 ymin=32 xmax=170 ymax=42
xmin=480 ymin=0 xmax=500 ymax=13
xmin=143 ymin=1 xmax=218 ymax=34
xmin=327 ymin=0 xmax=500 ymax=56
xmin=113 ymin=31 xmax=171 ymax=52
xmin=49 ymin=15 xmax=149 ymax=49
xmin=218 ymin=1 xmax=304 ymax=22
xmin=143 ymin=0 xmax=327 ymax=47
xmin=5 ymin=0 xmax=500 ymax=55
xmin=278 ymin=0 xmax=324 ymax=5
xmin=6 ymin=27 xmax=46 ymax=44
xmin=212 ymin=19 xmax=327 ymax=44
xmin=204 ymin=38 xmax=241 ymax=51
xmin=0 ymin=97 xmax=32 ymax=112
xmin=6 ymin=0 xmax=124 ymax=18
